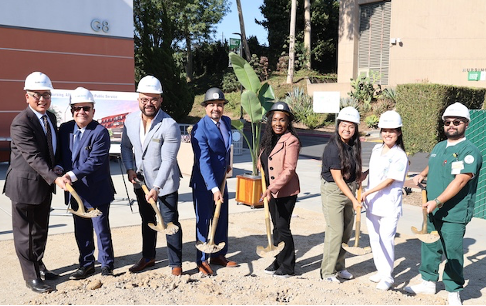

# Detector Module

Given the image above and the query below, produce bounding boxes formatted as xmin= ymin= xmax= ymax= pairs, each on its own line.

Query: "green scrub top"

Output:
xmin=427 ymin=139 xmax=482 ymax=224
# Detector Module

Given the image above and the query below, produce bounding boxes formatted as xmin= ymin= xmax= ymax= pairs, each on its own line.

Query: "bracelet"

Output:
xmin=434 ymin=198 xmax=443 ymax=208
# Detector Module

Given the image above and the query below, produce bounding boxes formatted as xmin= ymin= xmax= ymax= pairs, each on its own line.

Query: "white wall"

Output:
xmin=0 ymin=0 xmax=133 ymax=38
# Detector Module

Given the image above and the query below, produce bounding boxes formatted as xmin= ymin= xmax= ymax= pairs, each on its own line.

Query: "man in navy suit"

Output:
xmin=58 ymin=87 xmax=115 ymax=279
xmin=190 ymin=87 xmax=237 ymax=276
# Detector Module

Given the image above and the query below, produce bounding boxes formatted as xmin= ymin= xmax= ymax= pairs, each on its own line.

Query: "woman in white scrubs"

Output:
xmin=361 ymin=110 xmax=409 ymax=291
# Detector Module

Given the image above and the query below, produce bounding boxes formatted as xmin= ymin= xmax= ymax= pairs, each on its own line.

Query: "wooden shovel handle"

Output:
xmin=66 ymin=183 xmax=86 ymax=214
xmin=260 ymin=167 xmax=273 ymax=248
xmin=353 ymin=186 xmax=362 ymax=247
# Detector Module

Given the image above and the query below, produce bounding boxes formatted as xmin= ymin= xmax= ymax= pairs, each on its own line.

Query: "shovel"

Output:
xmin=66 ymin=183 xmax=102 ymax=218
xmin=411 ymin=183 xmax=440 ymax=243
xmin=195 ymin=178 xmax=227 ymax=254
xmin=342 ymin=186 xmax=372 ymax=256
xmin=134 ymin=176 xmax=179 ymax=235
xmin=256 ymin=167 xmax=285 ymax=258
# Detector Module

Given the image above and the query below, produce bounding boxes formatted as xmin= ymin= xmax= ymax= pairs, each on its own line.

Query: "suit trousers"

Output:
xmin=320 ymin=179 xmax=356 ymax=278
xmin=134 ymin=188 xmax=182 ymax=267
xmin=72 ymin=202 xmax=114 ymax=269
xmin=11 ymin=195 xmax=51 ymax=281
xmin=269 ymin=195 xmax=297 ymax=274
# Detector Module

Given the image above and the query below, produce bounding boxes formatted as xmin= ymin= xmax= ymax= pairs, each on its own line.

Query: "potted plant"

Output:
xmin=229 ymin=52 xmax=275 ymax=208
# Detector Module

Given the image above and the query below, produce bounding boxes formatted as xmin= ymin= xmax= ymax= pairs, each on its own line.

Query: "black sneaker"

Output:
xmin=264 ymin=261 xmax=279 ymax=275
xmin=273 ymin=268 xmax=293 ymax=279
xmin=101 ymin=266 xmax=113 ymax=276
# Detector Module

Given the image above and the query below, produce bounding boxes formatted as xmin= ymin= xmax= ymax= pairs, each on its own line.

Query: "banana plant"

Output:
xmin=229 ymin=52 xmax=275 ymax=175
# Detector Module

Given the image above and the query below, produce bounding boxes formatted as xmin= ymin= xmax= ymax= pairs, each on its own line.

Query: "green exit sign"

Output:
xmin=468 ymin=71 xmax=481 ymax=81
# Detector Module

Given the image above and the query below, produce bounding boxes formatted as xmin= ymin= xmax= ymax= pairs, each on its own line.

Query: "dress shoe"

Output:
xmin=210 ymin=255 xmax=238 ymax=267
xmin=26 ymin=278 xmax=53 ymax=293
xmin=129 ymin=257 xmax=155 ymax=273
xmin=101 ymin=266 xmax=114 ymax=276
xmin=70 ymin=265 xmax=95 ymax=280
xmin=197 ymin=261 xmax=213 ymax=276
xmin=40 ymin=269 xmax=59 ymax=280
xmin=172 ymin=267 xmax=182 ymax=276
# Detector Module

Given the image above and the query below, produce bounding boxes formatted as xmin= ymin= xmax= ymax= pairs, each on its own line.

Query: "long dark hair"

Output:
xmin=260 ymin=111 xmax=301 ymax=154
xmin=330 ymin=119 xmax=362 ymax=180
xmin=382 ymin=127 xmax=406 ymax=152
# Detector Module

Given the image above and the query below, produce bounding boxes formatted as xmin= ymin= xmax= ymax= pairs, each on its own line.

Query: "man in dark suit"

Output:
xmin=58 ymin=87 xmax=115 ymax=279
xmin=190 ymin=87 xmax=237 ymax=276
xmin=3 ymin=72 xmax=69 ymax=293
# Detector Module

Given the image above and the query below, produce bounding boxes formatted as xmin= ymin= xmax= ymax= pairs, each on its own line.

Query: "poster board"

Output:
xmin=50 ymin=89 xmax=138 ymax=155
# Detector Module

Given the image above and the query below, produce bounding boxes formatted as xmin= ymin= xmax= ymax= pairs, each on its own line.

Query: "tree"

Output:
xmin=236 ymin=0 xmax=251 ymax=62
xmin=304 ymin=0 xmax=311 ymax=69
xmin=286 ymin=0 xmax=297 ymax=84
xmin=166 ymin=0 xmax=230 ymax=82
xmin=134 ymin=0 xmax=194 ymax=121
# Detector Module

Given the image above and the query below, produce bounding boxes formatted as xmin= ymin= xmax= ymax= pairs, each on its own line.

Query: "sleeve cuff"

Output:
xmin=67 ymin=171 xmax=78 ymax=183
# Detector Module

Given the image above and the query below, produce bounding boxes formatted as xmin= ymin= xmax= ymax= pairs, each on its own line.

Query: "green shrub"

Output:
xmin=285 ymin=87 xmax=326 ymax=129
xmin=348 ymin=71 xmax=383 ymax=112
xmin=365 ymin=115 xmax=379 ymax=128
xmin=221 ymin=72 xmax=239 ymax=93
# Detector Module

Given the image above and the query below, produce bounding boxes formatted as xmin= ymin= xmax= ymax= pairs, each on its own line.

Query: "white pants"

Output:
xmin=365 ymin=212 xmax=399 ymax=282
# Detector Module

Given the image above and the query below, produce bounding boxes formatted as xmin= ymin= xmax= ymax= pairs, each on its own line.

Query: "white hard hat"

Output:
xmin=137 ymin=76 xmax=163 ymax=94
xmin=70 ymin=87 xmax=95 ymax=104
xmin=337 ymin=106 xmax=360 ymax=124
xmin=24 ymin=72 xmax=54 ymax=90
xmin=442 ymin=102 xmax=470 ymax=121
xmin=378 ymin=110 xmax=403 ymax=128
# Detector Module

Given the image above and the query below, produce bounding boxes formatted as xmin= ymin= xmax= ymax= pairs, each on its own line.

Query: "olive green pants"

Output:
xmin=320 ymin=179 xmax=356 ymax=278
xmin=420 ymin=217 xmax=466 ymax=292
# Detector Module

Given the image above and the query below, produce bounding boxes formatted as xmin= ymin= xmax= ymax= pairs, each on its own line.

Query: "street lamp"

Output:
xmin=232 ymin=32 xmax=244 ymax=120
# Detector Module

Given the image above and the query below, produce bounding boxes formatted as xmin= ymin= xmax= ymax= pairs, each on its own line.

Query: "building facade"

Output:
xmin=0 ymin=0 xmax=134 ymax=160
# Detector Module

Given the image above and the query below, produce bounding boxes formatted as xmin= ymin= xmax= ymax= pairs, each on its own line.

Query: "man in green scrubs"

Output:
xmin=405 ymin=102 xmax=482 ymax=305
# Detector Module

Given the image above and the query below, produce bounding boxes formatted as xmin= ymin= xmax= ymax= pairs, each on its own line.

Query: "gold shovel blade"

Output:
xmin=342 ymin=242 xmax=372 ymax=256
xmin=411 ymin=226 xmax=423 ymax=235
xmin=68 ymin=208 xmax=102 ymax=219
xmin=416 ymin=231 xmax=440 ymax=244
xmin=195 ymin=241 xmax=225 ymax=253
xmin=256 ymin=241 xmax=285 ymax=258
xmin=148 ymin=222 xmax=179 ymax=235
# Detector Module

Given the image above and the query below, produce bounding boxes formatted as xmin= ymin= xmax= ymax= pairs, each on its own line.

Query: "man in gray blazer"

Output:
xmin=121 ymin=76 xmax=183 ymax=276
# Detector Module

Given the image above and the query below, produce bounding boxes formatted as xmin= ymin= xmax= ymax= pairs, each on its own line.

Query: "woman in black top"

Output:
xmin=320 ymin=106 xmax=366 ymax=283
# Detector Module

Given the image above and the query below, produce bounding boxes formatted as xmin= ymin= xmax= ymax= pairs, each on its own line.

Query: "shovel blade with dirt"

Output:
xmin=342 ymin=186 xmax=372 ymax=256
xmin=134 ymin=176 xmax=179 ymax=235
xmin=66 ymin=183 xmax=102 ymax=218
xmin=256 ymin=167 xmax=285 ymax=258
xmin=411 ymin=183 xmax=440 ymax=243
xmin=195 ymin=178 xmax=227 ymax=254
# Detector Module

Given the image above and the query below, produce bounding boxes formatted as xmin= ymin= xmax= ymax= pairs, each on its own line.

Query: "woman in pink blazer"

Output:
xmin=259 ymin=101 xmax=301 ymax=278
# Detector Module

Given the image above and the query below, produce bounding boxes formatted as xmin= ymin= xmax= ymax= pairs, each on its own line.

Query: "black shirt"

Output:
xmin=321 ymin=139 xmax=357 ymax=183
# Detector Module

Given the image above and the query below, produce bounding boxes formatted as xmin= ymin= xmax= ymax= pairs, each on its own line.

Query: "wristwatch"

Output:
xmin=434 ymin=198 xmax=443 ymax=208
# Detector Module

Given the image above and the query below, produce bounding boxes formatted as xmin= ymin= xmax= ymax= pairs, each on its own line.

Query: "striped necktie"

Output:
xmin=42 ymin=115 xmax=55 ymax=166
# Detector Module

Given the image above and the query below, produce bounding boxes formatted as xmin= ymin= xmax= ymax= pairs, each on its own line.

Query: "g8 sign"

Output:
xmin=91 ymin=19 xmax=109 ymax=33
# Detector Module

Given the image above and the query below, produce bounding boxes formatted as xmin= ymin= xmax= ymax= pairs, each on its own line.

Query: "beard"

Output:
xmin=445 ymin=128 xmax=465 ymax=140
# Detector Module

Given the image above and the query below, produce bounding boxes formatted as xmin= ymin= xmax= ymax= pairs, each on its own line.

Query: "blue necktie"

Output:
xmin=217 ymin=121 xmax=229 ymax=147
xmin=72 ymin=130 xmax=81 ymax=161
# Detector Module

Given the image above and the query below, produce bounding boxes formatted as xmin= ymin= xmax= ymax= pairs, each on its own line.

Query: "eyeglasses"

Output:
xmin=71 ymin=106 xmax=92 ymax=112
xmin=444 ymin=120 xmax=464 ymax=127
xmin=28 ymin=92 xmax=51 ymax=100
xmin=139 ymin=98 xmax=159 ymax=104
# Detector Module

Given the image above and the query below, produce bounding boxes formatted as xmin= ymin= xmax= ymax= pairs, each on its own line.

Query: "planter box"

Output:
xmin=236 ymin=174 xmax=263 ymax=209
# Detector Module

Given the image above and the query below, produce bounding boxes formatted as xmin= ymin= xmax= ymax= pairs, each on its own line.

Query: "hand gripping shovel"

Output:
xmin=411 ymin=183 xmax=440 ymax=243
xmin=342 ymin=186 xmax=371 ymax=256
xmin=195 ymin=178 xmax=227 ymax=254
xmin=134 ymin=176 xmax=179 ymax=235
xmin=66 ymin=183 xmax=102 ymax=218
xmin=256 ymin=167 xmax=284 ymax=258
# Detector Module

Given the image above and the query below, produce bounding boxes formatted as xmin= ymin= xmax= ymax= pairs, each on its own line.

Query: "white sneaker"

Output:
xmin=448 ymin=292 xmax=462 ymax=305
xmin=369 ymin=273 xmax=381 ymax=283
xmin=337 ymin=269 xmax=354 ymax=280
xmin=403 ymin=280 xmax=436 ymax=295
xmin=324 ymin=276 xmax=341 ymax=283
xmin=376 ymin=279 xmax=394 ymax=291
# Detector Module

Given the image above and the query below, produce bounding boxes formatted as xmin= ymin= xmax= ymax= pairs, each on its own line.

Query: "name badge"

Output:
xmin=152 ymin=138 xmax=160 ymax=143
xmin=451 ymin=161 xmax=464 ymax=175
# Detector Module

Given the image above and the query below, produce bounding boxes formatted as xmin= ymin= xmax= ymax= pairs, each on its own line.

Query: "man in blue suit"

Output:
xmin=58 ymin=87 xmax=115 ymax=279
xmin=121 ymin=76 xmax=183 ymax=276
xmin=190 ymin=87 xmax=237 ymax=276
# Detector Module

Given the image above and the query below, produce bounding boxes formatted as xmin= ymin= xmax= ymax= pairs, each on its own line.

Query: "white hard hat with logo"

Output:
xmin=70 ymin=87 xmax=95 ymax=105
xmin=24 ymin=72 xmax=54 ymax=90
xmin=137 ymin=76 xmax=163 ymax=94
xmin=442 ymin=102 xmax=470 ymax=121
xmin=378 ymin=110 xmax=402 ymax=128
xmin=337 ymin=106 xmax=360 ymax=124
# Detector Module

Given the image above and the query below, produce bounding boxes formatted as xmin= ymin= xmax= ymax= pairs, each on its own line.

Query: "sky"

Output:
xmin=213 ymin=0 xmax=268 ymax=46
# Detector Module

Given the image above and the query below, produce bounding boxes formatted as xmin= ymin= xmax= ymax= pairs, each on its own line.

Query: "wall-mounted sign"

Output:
xmin=91 ymin=19 xmax=110 ymax=33
xmin=468 ymin=71 xmax=481 ymax=81
xmin=313 ymin=91 xmax=340 ymax=114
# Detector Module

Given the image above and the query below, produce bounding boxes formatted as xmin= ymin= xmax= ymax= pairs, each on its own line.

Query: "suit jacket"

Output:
xmin=3 ymin=107 xmax=59 ymax=204
xmin=190 ymin=115 xmax=232 ymax=191
xmin=58 ymin=120 xmax=115 ymax=208
xmin=259 ymin=132 xmax=300 ymax=198
xmin=120 ymin=109 xmax=181 ymax=195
